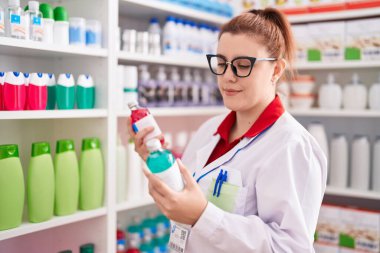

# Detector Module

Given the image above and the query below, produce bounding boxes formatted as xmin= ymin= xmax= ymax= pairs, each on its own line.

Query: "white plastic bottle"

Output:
xmin=156 ymin=66 xmax=170 ymax=107
xmin=169 ymin=67 xmax=180 ymax=106
xmin=369 ymin=74 xmax=380 ymax=110
xmin=0 ymin=4 xmax=5 ymax=36
xmin=182 ymin=68 xmax=192 ymax=106
xmin=122 ymin=66 xmax=138 ymax=109
xmin=148 ymin=17 xmax=161 ymax=56
xmin=6 ymin=0 xmax=26 ymax=39
xmin=192 ymin=69 xmax=202 ymax=106
xmin=373 ymin=137 xmax=380 ymax=192
xmin=162 ymin=16 xmax=177 ymax=56
xmin=27 ymin=1 xmax=43 ymax=41
xmin=183 ymin=20 xmax=192 ymax=56
xmin=199 ymin=23 xmax=208 ymax=55
xmin=350 ymin=135 xmax=370 ymax=191
xmin=138 ymin=65 xmax=156 ymax=107
xmin=175 ymin=18 xmax=185 ymax=56
xmin=307 ymin=122 xmax=329 ymax=161
xmin=116 ymin=136 xmax=127 ymax=203
xmin=329 ymin=134 xmax=348 ymax=188
xmin=318 ymin=73 xmax=342 ymax=110
xmin=343 ymin=73 xmax=367 ymax=110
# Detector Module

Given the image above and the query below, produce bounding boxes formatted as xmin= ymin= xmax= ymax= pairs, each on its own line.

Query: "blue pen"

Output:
xmin=217 ymin=171 xmax=228 ymax=197
xmin=213 ymin=169 xmax=224 ymax=197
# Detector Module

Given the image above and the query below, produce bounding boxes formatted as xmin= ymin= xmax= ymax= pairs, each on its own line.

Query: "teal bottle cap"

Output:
xmin=0 ymin=144 xmax=19 ymax=160
xmin=40 ymin=3 xmax=53 ymax=19
xmin=80 ymin=243 xmax=94 ymax=253
xmin=82 ymin=137 xmax=101 ymax=151
xmin=54 ymin=6 xmax=68 ymax=21
xmin=56 ymin=139 xmax=75 ymax=154
xmin=31 ymin=142 xmax=51 ymax=157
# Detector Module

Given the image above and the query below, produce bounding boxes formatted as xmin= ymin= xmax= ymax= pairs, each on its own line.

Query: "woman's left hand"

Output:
xmin=143 ymin=159 xmax=208 ymax=226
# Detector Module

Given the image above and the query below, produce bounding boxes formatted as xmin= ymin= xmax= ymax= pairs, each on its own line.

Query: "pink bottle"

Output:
xmin=24 ymin=73 xmax=30 ymax=110
xmin=28 ymin=73 xmax=47 ymax=110
xmin=3 ymin=72 xmax=26 ymax=111
xmin=0 ymin=72 xmax=5 ymax=110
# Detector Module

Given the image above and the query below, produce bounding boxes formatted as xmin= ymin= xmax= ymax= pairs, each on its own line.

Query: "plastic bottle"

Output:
xmin=126 ymin=216 xmax=143 ymax=249
xmin=192 ymin=69 xmax=202 ymax=106
xmin=318 ymin=73 xmax=342 ymax=110
xmin=39 ymin=3 xmax=53 ymax=43
xmin=162 ymin=16 xmax=177 ymax=55
xmin=79 ymin=137 xmax=104 ymax=210
xmin=350 ymin=135 xmax=370 ymax=191
xmin=146 ymin=139 xmax=184 ymax=192
xmin=23 ymin=72 xmax=29 ymax=110
xmin=56 ymin=73 xmax=75 ymax=109
xmin=0 ymin=72 xmax=5 ymax=110
xmin=369 ymin=74 xmax=380 ymax=110
xmin=176 ymin=18 xmax=186 ymax=56
xmin=28 ymin=72 xmax=47 ymax=110
xmin=27 ymin=141 xmax=54 ymax=223
xmin=79 ymin=243 xmax=95 ymax=253
xmin=182 ymin=68 xmax=192 ymax=106
xmin=169 ymin=67 xmax=181 ymax=106
xmin=329 ymin=134 xmax=348 ymax=188
xmin=138 ymin=65 xmax=156 ymax=107
xmin=116 ymin=135 xmax=127 ymax=203
xmin=46 ymin=73 xmax=56 ymax=109
xmin=85 ymin=20 xmax=101 ymax=48
xmin=128 ymin=102 xmax=162 ymax=143
xmin=6 ymin=0 xmax=26 ymax=39
xmin=343 ymin=73 xmax=367 ymax=110
xmin=69 ymin=17 xmax=85 ymax=46
xmin=373 ymin=137 xmax=380 ymax=192
xmin=27 ymin=1 xmax=43 ymax=41
xmin=0 ymin=4 xmax=5 ymax=36
xmin=53 ymin=6 xmax=69 ymax=45
xmin=77 ymin=74 xmax=95 ymax=109
xmin=123 ymin=66 xmax=138 ymax=109
xmin=54 ymin=139 xmax=79 ymax=216
xmin=156 ymin=66 xmax=170 ymax=107
xmin=307 ymin=122 xmax=329 ymax=161
xmin=148 ymin=18 xmax=161 ymax=54
xmin=3 ymin=71 xmax=26 ymax=110
xmin=205 ymin=70 xmax=218 ymax=105
xmin=0 ymin=144 xmax=24 ymax=231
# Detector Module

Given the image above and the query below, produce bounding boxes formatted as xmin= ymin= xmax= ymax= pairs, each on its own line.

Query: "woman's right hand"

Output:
xmin=126 ymin=117 xmax=166 ymax=161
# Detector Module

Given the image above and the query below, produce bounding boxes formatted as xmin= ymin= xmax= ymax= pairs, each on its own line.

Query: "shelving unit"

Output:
xmin=0 ymin=109 xmax=108 ymax=120
xmin=325 ymin=187 xmax=380 ymax=201
xmin=296 ymin=61 xmax=380 ymax=70
xmin=116 ymin=198 xmax=155 ymax=212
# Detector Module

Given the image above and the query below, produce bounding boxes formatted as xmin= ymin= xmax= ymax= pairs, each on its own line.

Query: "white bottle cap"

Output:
xmin=146 ymin=139 xmax=162 ymax=152
xmin=28 ymin=1 xmax=39 ymax=11
xmin=8 ymin=0 xmax=20 ymax=7
xmin=0 ymin=72 xmax=6 ymax=85
xmin=5 ymin=72 xmax=24 ymax=86
xmin=57 ymin=73 xmax=75 ymax=87
xmin=46 ymin=73 xmax=56 ymax=87
xmin=29 ymin=73 xmax=46 ymax=87
xmin=124 ymin=66 xmax=138 ymax=89
xmin=77 ymin=74 xmax=94 ymax=88
xmin=127 ymin=101 xmax=138 ymax=110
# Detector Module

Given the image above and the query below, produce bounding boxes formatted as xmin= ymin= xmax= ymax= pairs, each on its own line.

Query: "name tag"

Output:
xmin=169 ymin=223 xmax=190 ymax=253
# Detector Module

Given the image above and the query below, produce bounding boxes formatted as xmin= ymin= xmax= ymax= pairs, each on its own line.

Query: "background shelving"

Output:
xmin=0 ymin=109 xmax=108 ymax=120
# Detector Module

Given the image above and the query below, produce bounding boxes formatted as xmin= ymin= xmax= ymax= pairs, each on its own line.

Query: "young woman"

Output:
xmin=128 ymin=8 xmax=327 ymax=252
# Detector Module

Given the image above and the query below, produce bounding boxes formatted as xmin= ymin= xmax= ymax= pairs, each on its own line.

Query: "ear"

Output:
xmin=272 ymin=58 xmax=287 ymax=84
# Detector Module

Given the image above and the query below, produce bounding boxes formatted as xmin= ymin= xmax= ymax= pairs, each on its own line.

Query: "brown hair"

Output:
xmin=219 ymin=8 xmax=296 ymax=78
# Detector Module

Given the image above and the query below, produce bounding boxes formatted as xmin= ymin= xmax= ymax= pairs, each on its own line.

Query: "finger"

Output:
xmin=135 ymin=126 xmax=154 ymax=144
xmin=177 ymin=159 xmax=195 ymax=188
xmin=142 ymin=166 xmax=151 ymax=178
xmin=126 ymin=117 xmax=135 ymax=138
xmin=148 ymin=179 xmax=169 ymax=205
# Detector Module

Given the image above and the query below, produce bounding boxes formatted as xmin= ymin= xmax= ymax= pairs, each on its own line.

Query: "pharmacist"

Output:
xmin=128 ymin=8 xmax=327 ymax=253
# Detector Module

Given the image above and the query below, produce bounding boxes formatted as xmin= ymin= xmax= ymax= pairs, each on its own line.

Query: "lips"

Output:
xmin=223 ymin=88 xmax=242 ymax=96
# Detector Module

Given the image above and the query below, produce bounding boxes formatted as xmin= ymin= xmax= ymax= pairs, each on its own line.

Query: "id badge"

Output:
xmin=169 ymin=222 xmax=190 ymax=253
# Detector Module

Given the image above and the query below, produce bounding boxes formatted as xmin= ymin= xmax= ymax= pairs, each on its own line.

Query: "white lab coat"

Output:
xmin=181 ymin=111 xmax=327 ymax=253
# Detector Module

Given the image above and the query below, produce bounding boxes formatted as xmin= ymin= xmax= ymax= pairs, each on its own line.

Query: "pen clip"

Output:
xmin=216 ymin=171 xmax=228 ymax=198
xmin=213 ymin=169 xmax=223 ymax=197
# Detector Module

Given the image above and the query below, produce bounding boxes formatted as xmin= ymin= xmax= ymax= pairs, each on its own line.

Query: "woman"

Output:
xmin=128 ymin=8 xmax=327 ymax=253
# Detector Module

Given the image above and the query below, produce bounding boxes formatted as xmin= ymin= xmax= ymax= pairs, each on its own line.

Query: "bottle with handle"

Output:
xmin=27 ymin=141 xmax=54 ymax=223
xmin=350 ymin=135 xmax=370 ymax=191
xmin=79 ymin=137 xmax=104 ymax=210
xmin=0 ymin=144 xmax=24 ymax=230
xmin=54 ymin=139 xmax=79 ymax=216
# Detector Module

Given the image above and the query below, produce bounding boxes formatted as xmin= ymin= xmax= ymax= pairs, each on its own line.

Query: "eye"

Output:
xmin=237 ymin=65 xmax=250 ymax=69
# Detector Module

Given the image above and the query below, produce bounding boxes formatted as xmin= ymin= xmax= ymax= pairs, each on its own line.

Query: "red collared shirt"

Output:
xmin=205 ymin=96 xmax=285 ymax=166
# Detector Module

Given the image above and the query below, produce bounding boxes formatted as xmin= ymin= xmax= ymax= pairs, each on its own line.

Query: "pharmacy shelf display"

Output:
xmin=0 ymin=109 xmax=108 ymax=120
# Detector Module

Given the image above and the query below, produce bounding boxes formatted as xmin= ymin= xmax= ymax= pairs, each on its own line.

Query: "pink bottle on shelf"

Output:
xmin=28 ymin=73 xmax=47 ymax=110
xmin=24 ymin=73 xmax=30 ymax=110
xmin=3 ymin=72 xmax=26 ymax=111
xmin=0 ymin=72 xmax=5 ymax=110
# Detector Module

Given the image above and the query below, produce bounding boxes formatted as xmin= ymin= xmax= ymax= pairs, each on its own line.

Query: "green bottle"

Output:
xmin=76 ymin=75 xmax=95 ymax=109
xmin=27 ymin=142 xmax=55 ymax=223
xmin=79 ymin=137 xmax=104 ymax=210
xmin=0 ymin=144 xmax=25 ymax=231
xmin=46 ymin=73 xmax=56 ymax=110
xmin=54 ymin=139 xmax=79 ymax=216
xmin=56 ymin=73 xmax=75 ymax=110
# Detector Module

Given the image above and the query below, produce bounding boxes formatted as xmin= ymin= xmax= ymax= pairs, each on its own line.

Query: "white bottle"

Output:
xmin=372 ymin=137 xmax=380 ymax=192
xmin=148 ymin=17 xmax=161 ymax=56
xmin=162 ymin=16 xmax=177 ymax=56
xmin=343 ymin=73 xmax=367 ymax=110
xmin=329 ymin=134 xmax=348 ymax=188
xmin=6 ymin=0 xmax=25 ymax=39
xmin=116 ymin=136 xmax=127 ymax=203
xmin=169 ymin=67 xmax=180 ymax=106
xmin=369 ymin=74 xmax=380 ymax=110
xmin=0 ymin=5 xmax=5 ymax=36
xmin=27 ymin=1 xmax=43 ymax=41
xmin=175 ymin=18 xmax=185 ymax=56
xmin=199 ymin=23 xmax=209 ymax=55
xmin=350 ymin=135 xmax=370 ymax=191
xmin=156 ymin=66 xmax=170 ymax=107
xmin=138 ymin=65 xmax=156 ymax=107
xmin=123 ymin=66 xmax=138 ymax=108
xmin=126 ymin=139 xmax=144 ymax=201
xmin=192 ymin=69 xmax=202 ymax=106
xmin=307 ymin=122 xmax=329 ymax=161
xmin=182 ymin=68 xmax=192 ymax=106
xmin=205 ymin=71 xmax=218 ymax=105
xmin=183 ymin=20 xmax=192 ymax=56
xmin=318 ymin=73 xmax=342 ymax=110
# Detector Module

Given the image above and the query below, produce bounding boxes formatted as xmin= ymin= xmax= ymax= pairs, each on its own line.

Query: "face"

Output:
xmin=216 ymin=33 xmax=279 ymax=112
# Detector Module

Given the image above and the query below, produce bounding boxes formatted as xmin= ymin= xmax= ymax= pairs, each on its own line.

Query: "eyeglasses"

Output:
xmin=206 ymin=54 xmax=277 ymax=78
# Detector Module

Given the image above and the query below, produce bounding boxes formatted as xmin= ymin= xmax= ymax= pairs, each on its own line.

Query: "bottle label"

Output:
xmin=10 ymin=14 xmax=25 ymax=38
xmin=132 ymin=114 xmax=162 ymax=142
xmin=155 ymin=162 xmax=184 ymax=192
xmin=32 ymin=16 xmax=43 ymax=40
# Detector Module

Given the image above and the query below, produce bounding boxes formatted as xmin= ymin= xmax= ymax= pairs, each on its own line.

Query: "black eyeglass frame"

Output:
xmin=206 ymin=54 xmax=277 ymax=78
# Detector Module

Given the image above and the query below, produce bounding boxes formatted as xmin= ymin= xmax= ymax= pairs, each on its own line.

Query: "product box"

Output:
xmin=339 ymin=207 xmax=380 ymax=253
xmin=315 ymin=205 xmax=341 ymax=248
xmin=308 ymin=21 xmax=345 ymax=62
xmin=308 ymin=0 xmax=346 ymax=12
xmin=314 ymin=243 xmax=340 ymax=253
xmin=292 ymin=25 xmax=311 ymax=62
xmin=345 ymin=18 xmax=380 ymax=61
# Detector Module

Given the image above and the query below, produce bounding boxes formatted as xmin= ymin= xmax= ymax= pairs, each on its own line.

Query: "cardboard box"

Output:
xmin=292 ymin=25 xmax=311 ymax=62
xmin=315 ymin=205 xmax=341 ymax=247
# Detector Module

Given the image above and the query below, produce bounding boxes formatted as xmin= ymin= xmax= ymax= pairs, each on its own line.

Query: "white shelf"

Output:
xmin=117 ymin=106 xmax=227 ymax=117
xmin=119 ymin=0 xmax=229 ymax=25
xmin=0 ymin=208 xmax=107 ymax=241
xmin=325 ymin=186 xmax=380 ymax=200
xmin=118 ymin=52 xmax=208 ymax=69
xmin=0 ymin=109 xmax=108 ymax=120
xmin=288 ymin=7 xmax=380 ymax=24
xmin=289 ymin=109 xmax=380 ymax=118
xmin=0 ymin=37 xmax=108 ymax=58
xmin=116 ymin=198 xmax=155 ymax=212
xmin=296 ymin=61 xmax=380 ymax=70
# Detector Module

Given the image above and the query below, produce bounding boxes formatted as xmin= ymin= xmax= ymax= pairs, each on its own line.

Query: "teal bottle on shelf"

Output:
xmin=46 ymin=73 xmax=56 ymax=110
xmin=79 ymin=137 xmax=104 ymax=210
xmin=27 ymin=142 xmax=55 ymax=223
xmin=54 ymin=139 xmax=79 ymax=216
xmin=56 ymin=73 xmax=75 ymax=110
xmin=76 ymin=74 xmax=95 ymax=109
xmin=0 ymin=144 xmax=25 ymax=231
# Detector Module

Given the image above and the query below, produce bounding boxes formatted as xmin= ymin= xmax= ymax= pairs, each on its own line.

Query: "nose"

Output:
xmin=223 ymin=62 xmax=237 ymax=83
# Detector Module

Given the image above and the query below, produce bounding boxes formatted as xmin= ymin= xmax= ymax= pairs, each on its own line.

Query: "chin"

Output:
xmin=223 ymin=99 xmax=245 ymax=112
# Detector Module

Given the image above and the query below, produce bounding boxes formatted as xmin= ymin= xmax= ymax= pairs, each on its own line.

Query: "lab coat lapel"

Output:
xmin=195 ymin=134 xmax=220 ymax=174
